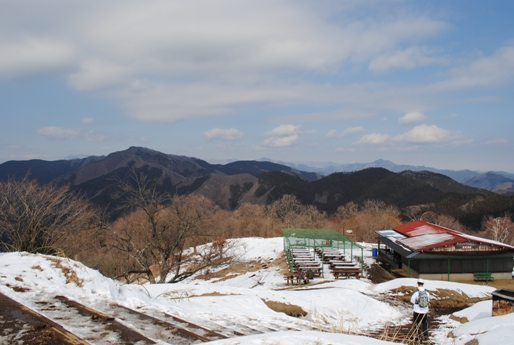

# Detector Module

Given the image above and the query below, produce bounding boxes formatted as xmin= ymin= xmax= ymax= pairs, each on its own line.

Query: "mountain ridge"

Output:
xmin=0 ymin=146 xmax=512 ymax=230
xmin=258 ymin=157 xmax=514 ymax=194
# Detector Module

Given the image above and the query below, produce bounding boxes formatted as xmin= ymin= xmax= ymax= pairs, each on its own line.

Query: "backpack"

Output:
xmin=417 ymin=290 xmax=429 ymax=308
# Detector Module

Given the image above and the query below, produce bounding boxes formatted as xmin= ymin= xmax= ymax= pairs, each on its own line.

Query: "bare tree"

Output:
xmin=0 ymin=175 xmax=97 ymax=254
xmin=267 ymin=194 xmax=304 ymax=229
xmin=334 ymin=200 xmax=401 ymax=242
xmin=106 ymin=169 xmax=226 ymax=284
xmin=482 ymin=213 xmax=513 ymax=244
xmin=419 ymin=211 xmax=468 ymax=232
xmin=336 ymin=202 xmax=358 ymax=221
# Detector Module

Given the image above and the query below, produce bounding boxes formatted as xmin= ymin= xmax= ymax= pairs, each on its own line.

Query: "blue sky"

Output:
xmin=1 ymin=0 xmax=513 ymax=172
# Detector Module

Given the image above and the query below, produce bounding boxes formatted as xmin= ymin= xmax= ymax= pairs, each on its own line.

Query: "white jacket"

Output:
xmin=410 ymin=287 xmax=430 ymax=314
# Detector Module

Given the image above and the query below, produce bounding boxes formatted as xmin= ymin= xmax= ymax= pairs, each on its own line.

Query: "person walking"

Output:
xmin=410 ymin=278 xmax=430 ymax=342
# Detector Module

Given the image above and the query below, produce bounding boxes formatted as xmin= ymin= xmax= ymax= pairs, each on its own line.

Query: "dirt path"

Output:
xmin=457 ymin=278 xmax=514 ymax=290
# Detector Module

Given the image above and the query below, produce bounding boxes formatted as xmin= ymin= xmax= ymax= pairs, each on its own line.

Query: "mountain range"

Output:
xmin=260 ymin=158 xmax=514 ymax=194
xmin=0 ymin=146 xmax=512 ymax=229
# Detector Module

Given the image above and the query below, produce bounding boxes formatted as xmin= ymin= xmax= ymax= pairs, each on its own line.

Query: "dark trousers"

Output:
xmin=413 ymin=312 xmax=428 ymax=340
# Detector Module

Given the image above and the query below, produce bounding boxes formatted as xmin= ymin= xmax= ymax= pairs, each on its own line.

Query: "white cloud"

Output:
xmin=485 ymin=138 xmax=508 ymax=145
xmin=399 ymin=112 xmax=427 ymax=124
xmin=340 ymin=17 xmax=446 ymax=62
xmin=430 ymin=46 xmax=514 ymax=91
xmin=2 ymin=1 xmax=451 ymax=121
xmin=353 ymin=133 xmax=390 ymax=145
xmin=68 ymin=1 xmax=346 ymax=91
xmin=341 ymin=126 xmax=365 ymax=137
xmin=1 ymin=1 xmax=482 ymax=125
xmin=0 ymin=36 xmax=74 ymax=78
xmin=36 ymin=126 xmax=107 ymax=142
xmin=83 ymin=130 xmax=108 ymax=142
xmin=204 ymin=128 xmax=243 ymax=140
xmin=263 ymin=135 xmax=299 ymax=147
xmin=327 ymin=127 xmax=365 ymax=138
xmin=393 ymin=124 xmax=467 ymax=143
xmin=37 ymin=126 xmax=79 ymax=140
xmin=121 ymin=81 xmax=331 ymax=122
xmin=326 ymin=129 xmax=338 ymax=138
xmin=265 ymin=124 xmax=301 ymax=137
xmin=263 ymin=124 xmax=302 ymax=147
xmin=81 ymin=117 xmax=94 ymax=124
xmin=369 ymin=46 xmax=446 ymax=72
xmin=335 ymin=147 xmax=356 ymax=152
xmin=69 ymin=60 xmax=130 ymax=91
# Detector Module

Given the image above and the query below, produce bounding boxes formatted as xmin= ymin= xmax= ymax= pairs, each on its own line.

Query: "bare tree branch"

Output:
xmin=0 ymin=174 xmax=97 ymax=254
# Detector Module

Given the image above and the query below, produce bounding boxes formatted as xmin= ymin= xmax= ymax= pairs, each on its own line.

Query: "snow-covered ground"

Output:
xmin=0 ymin=237 xmax=513 ymax=344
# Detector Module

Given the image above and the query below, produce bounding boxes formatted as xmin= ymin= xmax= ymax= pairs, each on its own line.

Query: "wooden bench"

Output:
xmin=285 ymin=273 xmax=310 ymax=285
xmin=332 ymin=268 xmax=362 ymax=279
xmin=474 ymin=272 xmax=494 ymax=282
xmin=284 ymin=273 xmax=301 ymax=285
xmin=296 ymin=266 xmax=322 ymax=277
xmin=322 ymin=255 xmax=345 ymax=263
xmin=332 ymin=265 xmax=359 ymax=271
xmin=294 ymin=263 xmax=318 ymax=268
xmin=329 ymin=261 xmax=355 ymax=268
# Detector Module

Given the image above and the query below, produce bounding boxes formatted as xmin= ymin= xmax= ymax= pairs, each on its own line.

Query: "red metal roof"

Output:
xmin=392 ymin=220 xmax=514 ymax=252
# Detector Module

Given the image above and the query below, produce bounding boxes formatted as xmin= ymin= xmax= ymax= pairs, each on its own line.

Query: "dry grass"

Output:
xmin=466 ymin=278 xmax=514 ymax=290
xmin=367 ymin=263 xmax=396 ymax=284
xmin=261 ymin=299 xmax=307 ymax=317
xmin=47 ymin=257 xmax=83 ymax=287
xmin=195 ymin=257 xmax=283 ymax=282
xmin=391 ymin=286 xmax=490 ymax=309
xmin=5 ymin=283 xmax=31 ymax=293
xmin=191 ymin=292 xmax=236 ymax=297
xmin=449 ymin=314 xmax=469 ymax=323
xmin=375 ymin=322 xmax=418 ymax=344
xmin=31 ymin=265 xmax=43 ymax=271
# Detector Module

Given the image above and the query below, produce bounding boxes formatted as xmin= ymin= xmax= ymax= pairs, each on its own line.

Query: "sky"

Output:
xmin=1 ymin=237 xmax=512 ymax=344
xmin=1 ymin=0 xmax=514 ymax=172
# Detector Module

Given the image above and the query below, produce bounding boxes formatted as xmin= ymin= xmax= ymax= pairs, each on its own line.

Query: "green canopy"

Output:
xmin=282 ymin=228 xmax=364 ymax=274
xmin=282 ymin=228 xmax=357 ymax=242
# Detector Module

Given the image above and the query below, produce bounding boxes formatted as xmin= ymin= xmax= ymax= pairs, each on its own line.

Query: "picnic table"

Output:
xmin=290 ymin=249 xmax=312 ymax=254
xmin=328 ymin=260 xmax=351 ymax=265
xmin=293 ymin=254 xmax=315 ymax=259
xmin=322 ymin=254 xmax=345 ymax=262
xmin=332 ymin=267 xmax=362 ymax=279
xmin=332 ymin=265 xmax=359 ymax=271
xmin=322 ymin=251 xmax=344 ymax=256
xmin=294 ymin=261 xmax=319 ymax=266
xmin=329 ymin=262 xmax=356 ymax=268
xmin=283 ymin=273 xmax=301 ymax=285
xmin=296 ymin=266 xmax=322 ymax=277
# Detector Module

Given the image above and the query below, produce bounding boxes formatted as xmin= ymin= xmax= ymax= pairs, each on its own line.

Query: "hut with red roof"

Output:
xmin=375 ymin=220 xmax=514 ymax=282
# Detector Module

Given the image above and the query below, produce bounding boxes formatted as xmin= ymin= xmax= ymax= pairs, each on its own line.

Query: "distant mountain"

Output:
xmin=262 ymin=158 xmax=514 ymax=194
xmin=0 ymin=156 xmax=102 ymax=184
xmin=56 ymin=147 xmax=322 ymax=215
xmin=210 ymin=160 xmax=320 ymax=181
xmin=1 ymin=147 xmax=511 ymax=230
xmin=0 ymin=147 xmax=318 ymax=216
xmin=264 ymin=158 xmax=480 ymax=181
xmin=463 ymin=172 xmax=514 ymax=196
xmin=255 ymin=167 xmax=493 ymax=214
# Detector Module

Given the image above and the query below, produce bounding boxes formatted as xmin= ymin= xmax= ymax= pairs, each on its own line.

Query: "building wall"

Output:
xmin=419 ymin=272 xmax=512 ymax=281
xmin=403 ymin=268 xmax=511 ymax=281
xmin=406 ymin=256 xmax=513 ymax=274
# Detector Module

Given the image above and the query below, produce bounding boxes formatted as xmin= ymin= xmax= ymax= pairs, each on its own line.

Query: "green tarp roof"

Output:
xmin=282 ymin=228 xmax=362 ymax=246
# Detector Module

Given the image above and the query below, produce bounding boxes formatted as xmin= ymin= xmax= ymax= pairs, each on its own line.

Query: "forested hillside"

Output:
xmin=0 ymin=147 xmax=512 ymax=231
